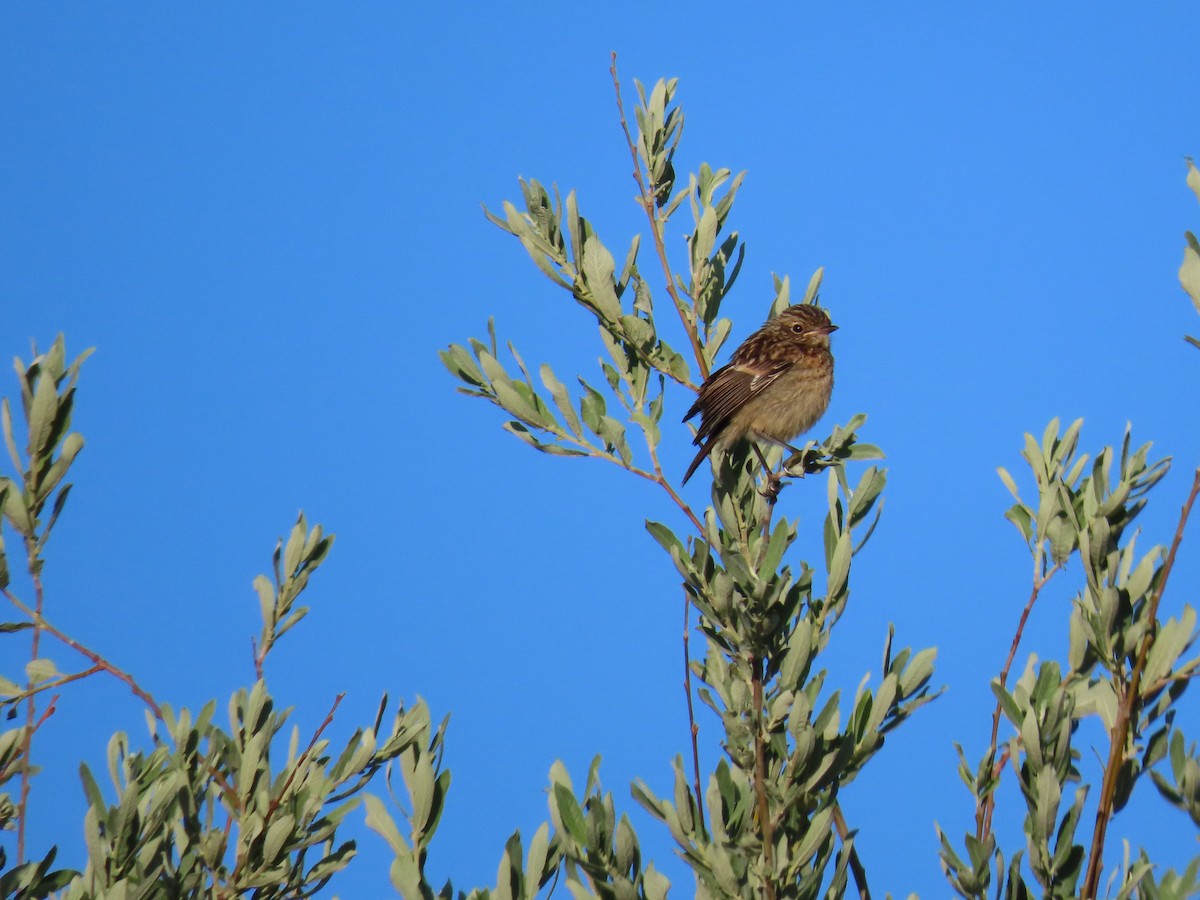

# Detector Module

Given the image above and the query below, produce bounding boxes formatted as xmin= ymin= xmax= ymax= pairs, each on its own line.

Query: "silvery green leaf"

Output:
xmin=552 ymin=783 xmax=586 ymax=845
xmin=540 ymin=365 xmax=581 ymax=437
xmin=581 ymin=235 xmax=621 ymax=323
xmin=1180 ymin=231 xmax=1200 ymax=311
xmin=802 ymin=267 xmax=824 ymax=305
xmin=25 ymin=658 xmax=59 ymax=683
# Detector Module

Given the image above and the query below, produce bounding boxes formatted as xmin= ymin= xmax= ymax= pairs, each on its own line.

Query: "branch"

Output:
xmin=547 ymin=421 xmax=708 ymax=538
xmin=6 ymin=664 xmax=104 ymax=704
xmin=609 ymin=54 xmax=709 ymax=381
xmin=2 ymin=586 xmax=163 ymax=720
xmin=976 ymin=561 xmax=1061 ymax=840
xmin=751 ymin=653 xmax=776 ymax=900
xmin=0 ymin=695 xmax=57 ymax=786
xmin=264 ymin=692 xmax=345 ymax=825
xmin=831 ymin=802 xmax=871 ymax=900
xmin=9 ymin=693 xmax=57 ymax=867
xmin=1081 ymin=467 xmax=1200 ymax=898
xmin=230 ymin=693 xmax=345 ymax=885
xmin=682 ymin=591 xmax=706 ymax=829
xmin=16 ymin=536 xmax=45 ymax=865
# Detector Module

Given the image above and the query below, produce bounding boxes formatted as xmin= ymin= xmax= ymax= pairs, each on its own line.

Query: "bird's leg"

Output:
xmin=752 ymin=443 xmax=785 ymax=503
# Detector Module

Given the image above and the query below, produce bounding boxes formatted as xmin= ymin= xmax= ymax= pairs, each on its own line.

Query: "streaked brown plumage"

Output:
xmin=682 ymin=304 xmax=837 ymax=484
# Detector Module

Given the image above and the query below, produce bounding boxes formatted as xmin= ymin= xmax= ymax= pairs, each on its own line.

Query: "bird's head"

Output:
xmin=776 ymin=304 xmax=838 ymax=349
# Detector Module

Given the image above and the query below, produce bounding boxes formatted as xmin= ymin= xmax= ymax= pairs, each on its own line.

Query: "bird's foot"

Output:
xmin=760 ymin=470 xmax=786 ymax=503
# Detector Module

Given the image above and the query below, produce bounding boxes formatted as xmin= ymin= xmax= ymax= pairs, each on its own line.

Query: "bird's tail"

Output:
xmin=681 ymin=439 xmax=713 ymax=485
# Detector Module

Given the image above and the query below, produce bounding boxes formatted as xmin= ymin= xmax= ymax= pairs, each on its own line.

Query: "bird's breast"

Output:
xmin=734 ymin=363 xmax=833 ymax=443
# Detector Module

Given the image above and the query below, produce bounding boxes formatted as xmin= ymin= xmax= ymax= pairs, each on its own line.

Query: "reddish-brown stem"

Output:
xmin=0 ymin=697 xmax=56 ymax=786
xmin=545 ymin=420 xmax=709 ymax=540
xmin=2 ymin=587 xmax=163 ymax=720
xmin=11 ymin=693 xmax=57 ymax=864
xmin=654 ymin=472 xmax=706 ymax=538
xmin=609 ymin=53 xmax=709 ymax=382
xmin=214 ymin=814 xmax=236 ymax=898
xmin=975 ymin=561 xmax=1061 ymax=841
xmin=831 ymin=803 xmax=871 ymax=900
xmin=11 ymin=665 xmax=103 ymax=703
xmin=16 ymin=536 xmax=44 ymax=865
xmin=230 ymin=693 xmax=345 ymax=884
xmin=682 ymin=593 xmax=706 ymax=830
xmin=751 ymin=654 xmax=775 ymax=900
xmin=1081 ymin=468 xmax=1200 ymax=899
xmin=267 ymin=693 xmax=344 ymax=824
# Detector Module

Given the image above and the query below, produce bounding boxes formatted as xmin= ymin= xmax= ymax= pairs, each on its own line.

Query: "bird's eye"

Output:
xmin=791 ymin=323 xmax=806 ymax=334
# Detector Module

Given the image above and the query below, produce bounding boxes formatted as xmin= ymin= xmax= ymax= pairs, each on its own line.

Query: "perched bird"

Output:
xmin=682 ymin=304 xmax=837 ymax=485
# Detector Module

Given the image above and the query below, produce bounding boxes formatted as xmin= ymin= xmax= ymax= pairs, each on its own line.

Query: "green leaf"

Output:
xmin=691 ymin=206 xmax=717 ymax=271
xmin=581 ymin=235 xmax=621 ymax=322
xmin=802 ymin=267 xmax=824 ymax=304
xmin=540 ymin=365 xmax=582 ymax=437
xmin=552 ymin=782 xmax=587 ymax=844
xmin=2 ymin=484 xmax=33 ymax=536
xmin=1181 ymin=231 xmax=1200 ymax=311
xmin=793 ymin=805 xmax=833 ymax=866
xmin=262 ymin=812 xmax=295 ymax=864
xmin=645 ymin=521 xmax=684 ymax=559
xmin=997 ymin=466 xmax=1022 ymax=502
xmin=578 ymin=380 xmax=606 ymax=435
xmin=846 ymin=442 xmax=885 ymax=460
xmin=26 ymin=371 xmax=58 ymax=465
xmin=770 ymin=274 xmax=791 ymax=317
xmin=363 ymin=793 xmax=410 ymax=856
xmin=25 ymin=658 xmax=59 ymax=683
xmin=1 ymin=400 xmax=20 ymax=473
xmin=826 ymin=533 xmax=852 ymax=601
xmin=1046 ymin=513 xmax=1075 ymax=565
xmin=1005 ymin=504 xmax=1034 ymax=544
xmin=439 ymin=343 xmax=488 ymax=387
xmin=254 ymin=575 xmax=276 ymax=629
xmin=502 ymin=421 xmax=586 ymax=456
xmin=493 ymin=381 xmax=551 ymax=429
xmin=899 ymin=647 xmax=937 ymax=697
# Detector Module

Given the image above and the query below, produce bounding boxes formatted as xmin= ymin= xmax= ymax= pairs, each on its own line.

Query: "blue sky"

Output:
xmin=2 ymin=5 xmax=1199 ymax=896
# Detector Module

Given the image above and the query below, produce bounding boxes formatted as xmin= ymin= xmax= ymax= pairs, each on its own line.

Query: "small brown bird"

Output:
xmin=682 ymin=304 xmax=837 ymax=485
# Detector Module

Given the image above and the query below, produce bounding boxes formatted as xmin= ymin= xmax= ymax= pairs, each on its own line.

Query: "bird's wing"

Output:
xmin=688 ymin=359 xmax=793 ymax=444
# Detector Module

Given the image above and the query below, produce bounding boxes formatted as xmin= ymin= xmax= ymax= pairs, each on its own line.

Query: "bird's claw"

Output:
xmin=760 ymin=470 xmax=786 ymax=503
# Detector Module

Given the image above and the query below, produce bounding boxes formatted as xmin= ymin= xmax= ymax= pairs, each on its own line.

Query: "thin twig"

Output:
xmin=1081 ymin=467 xmax=1200 ymax=899
xmin=831 ymin=802 xmax=871 ymax=900
xmin=2 ymin=586 xmax=163 ymax=720
xmin=0 ymin=698 xmax=54 ymax=786
xmin=643 ymin=421 xmax=708 ymax=826
xmin=252 ymin=635 xmax=263 ymax=682
xmin=682 ymin=593 xmax=706 ymax=829
xmin=264 ymin=692 xmax=345 ymax=825
xmin=609 ymin=53 xmax=709 ymax=381
xmin=975 ymin=561 xmax=1061 ymax=841
xmin=16 ymin=536 xmax=44 ymax=865
xmin=7 ymin=694 xmax=57 ymax=854
xmin=231 ymin=693 xmax=345 ymax=883
xmin=6 ymin=664 xmax=104 ymax=704
xmin=654 ymin=471 xmax=707 ymax=538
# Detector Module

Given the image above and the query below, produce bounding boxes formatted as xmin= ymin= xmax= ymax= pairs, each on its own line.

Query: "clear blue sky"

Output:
xmin=3 ymin=5 xmax=1199 ymax=896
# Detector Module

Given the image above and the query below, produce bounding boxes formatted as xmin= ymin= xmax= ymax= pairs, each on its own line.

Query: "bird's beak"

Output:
xmin=820 ymin=324 xmax=838 ymax=334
